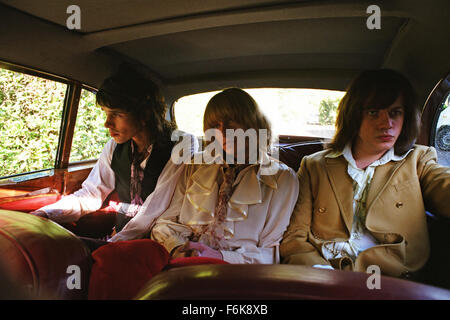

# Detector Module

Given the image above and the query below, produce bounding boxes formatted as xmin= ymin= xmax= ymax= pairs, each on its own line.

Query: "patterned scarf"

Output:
xmin=130 ymin=141 xmax=153 ymax=206
xmin=196 ymin=164 xmax=247 ymax=249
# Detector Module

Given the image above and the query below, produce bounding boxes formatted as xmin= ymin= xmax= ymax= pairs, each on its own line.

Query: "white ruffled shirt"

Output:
xmin=150 ymin=155 xmax=299 ymax=264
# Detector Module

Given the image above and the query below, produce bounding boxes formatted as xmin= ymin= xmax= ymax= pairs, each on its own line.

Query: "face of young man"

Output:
xmin=101 ymin=106 xmax=143 ymax=145
xmin=354 ymin=95 xmax=405 ymax=158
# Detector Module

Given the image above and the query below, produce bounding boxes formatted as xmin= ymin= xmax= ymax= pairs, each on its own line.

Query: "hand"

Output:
xmin=171 ymin=245 xmax=189 ymax=259
xmin=172 ymin=241 xmax=223 ymax=260
xmin=29 ymin=210 xmax=49 ymax=218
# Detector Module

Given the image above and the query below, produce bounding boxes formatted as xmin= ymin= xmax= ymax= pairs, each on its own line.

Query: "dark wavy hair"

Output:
xmin=328 ymin=69 xmax=420 ymax=155
xmin=96 ymin=64 xmax=176 ymax=144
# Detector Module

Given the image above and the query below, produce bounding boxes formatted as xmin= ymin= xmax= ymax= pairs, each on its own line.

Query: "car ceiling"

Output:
xmin=0 ymin=0 xmax=449 ymax=106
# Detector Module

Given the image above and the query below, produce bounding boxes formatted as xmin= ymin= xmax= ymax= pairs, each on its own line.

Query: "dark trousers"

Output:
xmin=79 ymin=236 xmax=109 ymax=253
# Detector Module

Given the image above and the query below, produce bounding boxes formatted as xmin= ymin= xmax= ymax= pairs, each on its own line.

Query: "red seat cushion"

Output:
xmin=88 ymin=239 xmax=170 ymax=300
xmin=87 ymin=240 xmax=230 ymax=299
xmin=0 ymin=193 xmax=61 ymax=212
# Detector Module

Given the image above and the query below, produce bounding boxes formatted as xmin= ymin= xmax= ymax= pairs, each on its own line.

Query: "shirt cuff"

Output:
xmin=220 ymin=250 xmax=244 ymax=264
xmin=313 ymin=264 xmax=334 ymax=270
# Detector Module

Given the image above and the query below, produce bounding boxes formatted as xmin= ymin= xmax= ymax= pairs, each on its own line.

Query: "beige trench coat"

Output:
xmin=281 ymin=145 xmax=450 ymax=277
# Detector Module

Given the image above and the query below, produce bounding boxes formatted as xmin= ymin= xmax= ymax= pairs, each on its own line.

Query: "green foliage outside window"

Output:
xmin=318 ymin=97 xmax=340 ymax=125
xmin=0 ymin=68 xmax=66 ymax=177
xmin=70 ymin=89 xmax=109 ymax=162
xmin=0 ymin=68 xmax=109 ymax=178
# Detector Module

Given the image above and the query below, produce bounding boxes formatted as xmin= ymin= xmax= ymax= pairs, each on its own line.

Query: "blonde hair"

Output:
xmin=203 ymin=88 xmax=272 ymax=145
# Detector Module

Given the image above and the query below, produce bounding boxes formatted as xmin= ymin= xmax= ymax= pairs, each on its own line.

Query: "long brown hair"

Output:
xmin=328 ymin=69 xmax=420 ymax=155
xmin=203 ymin=88 xmax=272 ymax=146
xmin=96 ymin=64 xmax=176 ymax=144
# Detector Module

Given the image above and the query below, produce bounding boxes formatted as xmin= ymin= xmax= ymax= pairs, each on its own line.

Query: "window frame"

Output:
xmin=170 ymin=87 xmax=345 ymax=140
xmin=0 ymin=59 xmax=98 ymax=181
xmin=418 ymin=73 xmax=450 ymax=147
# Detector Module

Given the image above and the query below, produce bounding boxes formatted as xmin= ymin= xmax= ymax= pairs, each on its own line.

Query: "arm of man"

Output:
xmin=280 ymin=156 xmax=332 ymax=267
xmin=31 ymin=139 xmax=117 ymax=223
xmin=149 ymin=163 xmax=194 ymax=252
xmin=418 ymin=146 xmax=450 ymax=218
xmin=109 ymin=132 xmax=199 ymax=242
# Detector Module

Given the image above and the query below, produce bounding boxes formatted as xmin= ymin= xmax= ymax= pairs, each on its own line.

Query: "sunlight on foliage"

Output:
xmin=0 ymin=68 xmax=108 ymax=178
xmin=174 ymin=88 xmax=345 ymax=139
xmin=0 ymin=68 xmax=65 ymax=177
xmin=70 ymin=89 xmax=109 ymax=162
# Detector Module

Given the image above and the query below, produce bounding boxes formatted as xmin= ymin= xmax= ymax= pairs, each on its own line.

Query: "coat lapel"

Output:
xmin=324 ymin=156 xmax=354 ymax=233
xmin=366 ymin=159 xmax=405 ymax=212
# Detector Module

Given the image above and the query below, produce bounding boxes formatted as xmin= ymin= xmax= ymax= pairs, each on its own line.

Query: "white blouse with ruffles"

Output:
xmin=150 ymin=154 xmax=299 ymax=264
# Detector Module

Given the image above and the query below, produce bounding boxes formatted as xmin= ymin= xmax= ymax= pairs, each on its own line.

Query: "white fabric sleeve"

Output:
xmin=148 ymin=164 xmax=193 ymax=252
xmin=221 ymin=166 xmax=299 ymax=264
xmin=40 ymin=139 xmax=117 ymax=223
xmin=110 ymin=132 xmax=199 ymax=242
xmin=220 ymin=247 xmax=278 ymax=264
xmin=313 ymin=264 xmax=335 ymax=270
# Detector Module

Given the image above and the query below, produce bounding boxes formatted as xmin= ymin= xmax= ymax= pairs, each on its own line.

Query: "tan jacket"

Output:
xmin=151 ymin=156 xmax=299 ymax=264
xmin=280 ymin=145 xmax=450 ymax=277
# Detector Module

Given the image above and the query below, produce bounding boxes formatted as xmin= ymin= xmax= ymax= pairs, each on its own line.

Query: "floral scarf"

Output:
xmin=196 ymin=163 xmax=248 ymax=249
xmin=130 ymin=141 xmax=153 ymax=207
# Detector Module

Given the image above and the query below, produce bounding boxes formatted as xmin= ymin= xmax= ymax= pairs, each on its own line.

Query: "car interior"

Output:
xmin=0 ymin=0 xmax=449 ymax=300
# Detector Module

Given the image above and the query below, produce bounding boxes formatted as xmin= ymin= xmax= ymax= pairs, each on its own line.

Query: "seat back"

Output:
xmin=136 ymin=264 xmax=450 ymax=300
xmin=0 ymin=210 xmax=91 ymax=299
xmin=421 ymin=212 xmax=450 ymax=289
xmin=276 ymin=139 xmax=324 ymax=172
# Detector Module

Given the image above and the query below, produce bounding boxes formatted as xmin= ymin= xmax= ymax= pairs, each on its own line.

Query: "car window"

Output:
xmin=69 ymin=89 xmax=109 ymax=163
xmin=0 ymin=66 xmax=67 ymax=178
xmin=173 ymin=88 xmax=346 ymax=140
xmin=434 ymin=92 xmax=450 ymax=167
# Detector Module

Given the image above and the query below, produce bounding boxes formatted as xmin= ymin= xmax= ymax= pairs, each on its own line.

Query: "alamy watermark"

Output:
xmin=170 ymin=129 xmax=280 ymax=175
xmin=66 ymin=264 xmax=81 ymax=290
xmin=66 ymin=5 xmax=81 ymax=30
xmin=366 ymin=5 xmax=381 ymax=30
xmin=366 ymin=265 xmax=381 ymax=290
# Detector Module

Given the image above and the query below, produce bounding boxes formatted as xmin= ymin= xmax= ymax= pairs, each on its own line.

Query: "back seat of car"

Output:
xmin=135 ymin=264 xmax=450 ymax=300
xmin=2 ymin=137 xmax=450 ymax=298
xmin=0 ymin=209 xmax=91 ymax=299
xmin=0 ymin=138 xmax=325 ymax=235
xmin=0 ymin=138 xmax=324 ymax=299
xmin=276 ymin=138 xmax=324 ymax=172
xmin=0 ymin=137 xmax=447 ymax=299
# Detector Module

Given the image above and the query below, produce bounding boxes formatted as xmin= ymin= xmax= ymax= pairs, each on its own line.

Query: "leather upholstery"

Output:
xmin=0 ymin=193 xmax=61 ymax=212
xmin=277 ymin=140 xmax=324 ymax=172
xmin=2 ymin=140 xmax=446 ymax=298
xmin=0 ymin=209 xmax=91 ymax=299
xmin=135 ymin=264 xmax=450 ymax=300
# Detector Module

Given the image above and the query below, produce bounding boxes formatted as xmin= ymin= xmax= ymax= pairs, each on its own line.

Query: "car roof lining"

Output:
xmin=0 ymin=0 xmax=449 ymax=107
